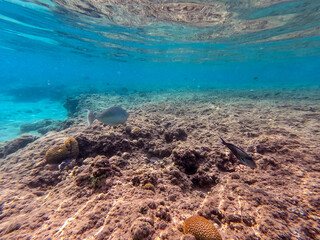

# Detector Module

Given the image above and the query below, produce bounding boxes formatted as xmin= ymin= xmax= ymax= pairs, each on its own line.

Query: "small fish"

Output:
xmin=220 ymin=137 xmax=257 ymax=169
xmin=87 ymin=106 xmax=129 ymax=126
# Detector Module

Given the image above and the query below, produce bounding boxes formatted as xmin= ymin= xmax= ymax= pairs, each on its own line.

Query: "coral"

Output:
xmin=183 ymin=216 xmax=222 ymax=240
xmin=45 ymin=137 xmax=79 ymax=164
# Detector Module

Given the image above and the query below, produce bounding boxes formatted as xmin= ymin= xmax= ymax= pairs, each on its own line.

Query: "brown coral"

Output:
xmin=183 ymin=216 xmax=222 ymax=240
xmin=45 ymin=137 xmax=79 ymax=164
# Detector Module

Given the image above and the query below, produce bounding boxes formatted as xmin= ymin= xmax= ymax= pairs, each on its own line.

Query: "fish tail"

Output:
xmin=219 ymin=136 xmax=226 ymax=144
xmin=87 ymin=110 xmax=95 ymax=126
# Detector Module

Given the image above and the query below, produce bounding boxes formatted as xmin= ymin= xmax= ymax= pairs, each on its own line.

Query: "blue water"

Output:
xmin=1 ymin=0 xmax=320 ymax=141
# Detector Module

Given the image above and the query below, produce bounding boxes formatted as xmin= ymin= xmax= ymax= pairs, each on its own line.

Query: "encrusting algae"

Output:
xmin=45 ymin=137 xmax=79 ymax=164
xmin=183 ymin=216 xmax=222 ymax=240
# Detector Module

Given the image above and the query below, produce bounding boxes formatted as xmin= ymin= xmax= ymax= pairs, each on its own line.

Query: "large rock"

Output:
xmin=0 ymin=134 xmax=39 ymax=158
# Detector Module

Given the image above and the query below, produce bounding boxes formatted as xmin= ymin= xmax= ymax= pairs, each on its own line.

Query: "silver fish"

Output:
xmin=87 ymin=106 xmax=129 ymax=126
xmin=87 ymin=110 xmax=95 ymax=126
xmin=220 ymin=137 xmax=257 ymax=169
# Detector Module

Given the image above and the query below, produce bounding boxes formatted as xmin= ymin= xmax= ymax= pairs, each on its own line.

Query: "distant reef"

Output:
xmin=20 ymin=119 xmax=75 ymax=135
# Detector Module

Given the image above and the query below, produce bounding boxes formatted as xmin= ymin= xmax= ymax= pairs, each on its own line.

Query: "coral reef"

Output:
xmin=63 ymin=97 xmax=80 ymax=117
xmin=0 ymin=134 xmax=39 ymax=158
xmin=0 ymin=89 xmax=319 ymax=240
xmin=45 ymin=137 xmax=79 ymax=164
xmin=183 ymin=216 xmax=222 ymax=240
xmin=20 ymin=119 xmax=63 ymax=134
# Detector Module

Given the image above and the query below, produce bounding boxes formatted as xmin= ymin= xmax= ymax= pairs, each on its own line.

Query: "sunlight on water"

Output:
xmin=0 ymin=0 xmax=320 ymax=62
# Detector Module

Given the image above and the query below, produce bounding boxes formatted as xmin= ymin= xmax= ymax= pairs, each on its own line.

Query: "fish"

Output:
xmin=87 ymin=106 xmax=129 ymax=126
xmin=87 ymin=110 xmax=95 ymax=126
xmin=220 ymin=137 xmax=257 ymax=169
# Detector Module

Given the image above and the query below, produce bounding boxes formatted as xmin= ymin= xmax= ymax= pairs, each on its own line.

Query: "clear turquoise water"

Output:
xmin=0 ymin=0 xmax=320 ymax=141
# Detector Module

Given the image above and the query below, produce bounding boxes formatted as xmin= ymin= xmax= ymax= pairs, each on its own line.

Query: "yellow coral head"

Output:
xmin=45 ymin=137 xmax=79 ymax=164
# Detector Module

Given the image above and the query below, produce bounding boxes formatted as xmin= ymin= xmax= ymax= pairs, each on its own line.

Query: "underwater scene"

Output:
xmin=0 ymin=0 xmax=320 ymax=239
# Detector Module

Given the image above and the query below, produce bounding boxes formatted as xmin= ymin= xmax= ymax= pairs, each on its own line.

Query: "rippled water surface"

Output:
xmin=1 ymin=0 xmax=320 ymax=62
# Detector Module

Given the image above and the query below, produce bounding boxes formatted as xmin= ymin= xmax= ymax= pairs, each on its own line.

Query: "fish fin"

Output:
xmin=87 ymin=110 xmax=95 ymax=126
xmin=219 ymin=137 xmax=226 ymax=144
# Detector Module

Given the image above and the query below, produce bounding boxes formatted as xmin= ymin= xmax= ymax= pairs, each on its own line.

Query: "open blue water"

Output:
xmin=1 ymin=0 xmax=320 ymax=142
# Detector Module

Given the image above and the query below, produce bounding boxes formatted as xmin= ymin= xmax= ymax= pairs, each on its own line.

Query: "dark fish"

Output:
xmin=87 ymin=106 xmax=129 ymax=126
xmin=220 ymin=137 xmax=257 ymax=169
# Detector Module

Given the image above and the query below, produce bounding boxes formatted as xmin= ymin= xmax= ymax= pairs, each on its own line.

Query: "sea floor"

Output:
xmin=0 ymin=88 xmax=319 ymax=240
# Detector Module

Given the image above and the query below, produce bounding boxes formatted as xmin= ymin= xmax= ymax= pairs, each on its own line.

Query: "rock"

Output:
xmin=156 ymin=206 xmax=171 ymax=222
xmin=27 ymin=171 xmax=61 ymax=188
xmin=180 ymin=234 xmax=196 ymax=240
xmin=164 ymin=128 xmax=187 ymax=143
xmin=259 ymin=157 xmax=280 ymax=170
xmin=63 ymin=97 xmax=80 ymax=117
xmin=301 ymin=223 xmax=320 ymax=240
xmin=157 ymin=221 xmax=167 ymax=230
xmin=143 ymin=182 xmax=155 ymax=192
xmin=109 ymin=155 xmax=129 ymax=169
xmin=191 ymin=170 xmax=218 ymax=189
xmin=132 ymin=172 xmax=158 ymax=187
xmin=242 ymin=215 xmax=256 ymax=227
xmin=58 ymin=119 xmax=75 ymax=131
xmin=0 ymin=134 xmax=39 ymax=158
xmin=131 ymin=127 xmax=141 ymax=136
xmin=130 ymin=217 xmax=155 ymax=240
xmin=226 ymin=214 xmax=241 ymax=223
xmin=256 ymin=140 xmax=286 ymax=154
xmin=122 ymin=152 xmax=130 ymax=159
xmin=168 ymin=168 xmax=192 ymax=190
xmin=309 ymin=197 xmax=320 ymax=208
xmin=231 ymin=173 xmax=240 ymax=179
xmin=75 ymin=134 xmax=132 ymax=159
xmin=92 ymin=155 xmax=112 ymax=177
xmin=75 ymin=155 xmax=116 ymax=190
xmin=1 ymin=222 xmax=21 ymax=235
xmin=172 ymin=147 xmax=205 ymax=174
xmin=20 ymin=119 xmax=63 ymax=134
